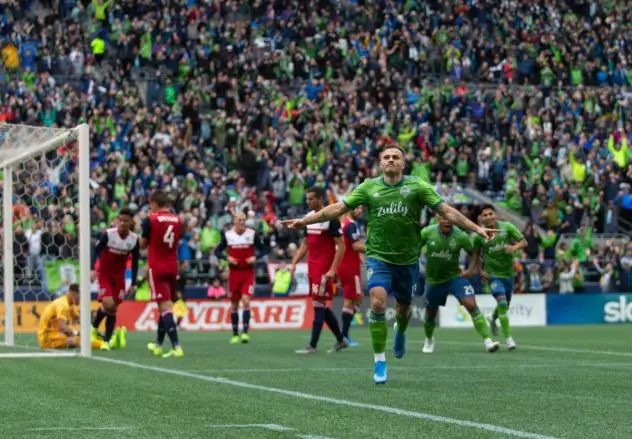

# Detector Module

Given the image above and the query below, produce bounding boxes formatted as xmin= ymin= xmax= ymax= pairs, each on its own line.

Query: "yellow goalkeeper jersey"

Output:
xmin=38 ymin=296 xmax=78 ymax=336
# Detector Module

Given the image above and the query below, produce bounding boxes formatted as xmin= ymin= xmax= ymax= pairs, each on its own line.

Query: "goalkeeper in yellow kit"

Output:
xmin=38 ymin=284 xmax=109 ymax=350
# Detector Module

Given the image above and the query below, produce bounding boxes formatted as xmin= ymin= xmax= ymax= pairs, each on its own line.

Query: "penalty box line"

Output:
xmin=90 ymin=356 xmax=558 ymax=439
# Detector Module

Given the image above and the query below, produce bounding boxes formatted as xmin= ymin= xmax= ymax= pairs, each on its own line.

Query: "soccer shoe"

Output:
xmin=345 ymin=337 xmax=360 ymax=348
xmin=91 ymin=327 xmax=100 ymax=343
xmin=162 ymin=347 xmax=184 ymax=358
xmin=373 ymin=361 xmax=388 ymax=385
xmin=484 ymin=339 xmax=500 ymax=353
xmin=108 ymin=333 xmax=119 ymax=350
xmin=295 ymin=347 xmax=317 ymax=354
xmin=229 ymin=335 xmax=240 ymax=344
xmin=422 ymin=337 xmax=435 ymax=354
xmin=392 ymin=322 xmax=407 ymax=359
xmin=99 ymin=342 xmax=111 ymax=351
xmin=147 ymin=342 xmax=164 ymax=357
xmin=116 ymin=326 xmax=128 ymax=349
xmin=326 ymin=339 xmax=349 ymax=354
xmin=506 ymin=337 xmax=517 ymax=351
xmin=240 ymin=333 xmax=250 ymax=344
xmin=488 ymin=316 xmax=499 ymax=336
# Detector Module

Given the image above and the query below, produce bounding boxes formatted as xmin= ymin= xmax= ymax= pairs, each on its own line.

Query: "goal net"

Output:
xmin=0 ymin=123 xmax=91 ymax=358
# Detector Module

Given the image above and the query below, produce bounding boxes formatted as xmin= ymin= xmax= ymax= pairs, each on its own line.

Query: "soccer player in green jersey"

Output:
xmin=471 ymin=204 xmax=526 ymax=350
xmin=420 ymin=215 xmax=500 ymax=353
xmin=282 ymin=144 xmax=494 ymax=384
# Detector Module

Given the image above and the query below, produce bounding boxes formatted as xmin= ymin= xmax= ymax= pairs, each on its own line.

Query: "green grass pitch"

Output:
xmin=1 ymin=325 xmax=631 ymax=439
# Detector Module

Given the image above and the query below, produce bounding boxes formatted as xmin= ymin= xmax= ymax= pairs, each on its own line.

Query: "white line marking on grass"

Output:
xmin=297 ymin=435 xmax=335 ymax=439
xmin=184 ymin=362 xmax=632 ymax=374
xmin=28 ymin=427 xmax=129 ymax=431
xmin=441 ymin=341 xmax=632 ymax=358
xmin=0 ymin=352 xmax=76 ymax=359
xmin=91 ymin=356 xmax=558 ymax=439
xmin=208 ymin=424 xmax=295 ymax=432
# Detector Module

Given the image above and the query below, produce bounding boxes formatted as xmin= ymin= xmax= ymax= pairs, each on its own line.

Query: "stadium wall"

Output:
xmin=5 ymin=294 xmax=632 ymax=333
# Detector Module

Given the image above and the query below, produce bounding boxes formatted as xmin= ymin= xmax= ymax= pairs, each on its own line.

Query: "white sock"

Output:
xmin=374 ymin=352 xmax=386 ymax=362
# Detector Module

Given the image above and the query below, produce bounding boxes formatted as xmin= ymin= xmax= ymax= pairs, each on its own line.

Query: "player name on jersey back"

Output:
xmin=156 ymin=215 xmax=181 ymax=223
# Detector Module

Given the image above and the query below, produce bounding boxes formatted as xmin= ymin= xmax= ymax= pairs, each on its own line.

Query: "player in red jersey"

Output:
xmin=290 ymin=187 xmax=348 ymax=354
xmin=91 ymin=207 xmax=139 ymax=350
xmin=215 ymin=212 xmax=265 ymax=344
xmin=337 ymin=207 xmax=366 ymax=347
xmin=141 ymin=190 xmax=184 ymax=358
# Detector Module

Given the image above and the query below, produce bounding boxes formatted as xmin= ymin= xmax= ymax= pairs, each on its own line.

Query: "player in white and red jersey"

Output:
xmin=142 ymin=190 xmax=184 ymax=358
xmin=290 ymin=187 xmax=348 ymax=354
xmin=337 ymin=207 xmax=365 ymax=347
xmin=215 ymin=212 xmax=265 ymax=344
xmin=91 ymin=207 xmax=139 ymax=349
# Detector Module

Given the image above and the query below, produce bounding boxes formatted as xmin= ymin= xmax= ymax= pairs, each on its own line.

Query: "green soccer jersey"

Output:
xmin=472 ymin=221 xmax=524 ymax=279
xmin=420 ymin=224 xmax=473 ymax=285
xmin=342 ymin=175 xmax=442 ymax=265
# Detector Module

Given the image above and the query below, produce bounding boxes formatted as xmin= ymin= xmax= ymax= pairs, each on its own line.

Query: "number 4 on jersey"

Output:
xmin=163 ymin=225 xmax=175 ymax=248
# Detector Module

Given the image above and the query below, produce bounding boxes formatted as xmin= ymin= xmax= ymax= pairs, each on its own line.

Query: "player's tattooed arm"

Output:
xmin=282 ymin=202 xmax=351 ymax=229
xmin=435 ymin=204 xmax=493 ymax=240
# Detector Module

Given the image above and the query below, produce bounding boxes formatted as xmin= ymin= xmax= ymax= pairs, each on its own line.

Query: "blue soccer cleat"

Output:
xmin=393 ymin=322 xmax=406 ymax=359
xmin=345 ymin=337 xmax=360 ymax=348
xmin=373 ymin=361 xmax=388 ymax=385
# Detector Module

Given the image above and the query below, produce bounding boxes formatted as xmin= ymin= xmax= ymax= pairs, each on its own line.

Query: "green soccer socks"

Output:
xmin=497 ymin=300 xmax=511 ymax=338
xmin=369 ymin=310 xmax=387 ymax=359
xmin=471 ymin=309 xmax=492 ymax=339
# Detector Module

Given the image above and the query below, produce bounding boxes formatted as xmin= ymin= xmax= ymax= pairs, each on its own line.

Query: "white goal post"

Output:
xmin=0 ymin=123 xmax=91 ymax=357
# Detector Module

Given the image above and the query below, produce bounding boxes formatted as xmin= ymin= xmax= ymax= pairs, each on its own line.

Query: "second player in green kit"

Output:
xmin=472 ymin=205 xmax=527 ymax=350
xmin=420 ymin=215 xmax=500 ymax=353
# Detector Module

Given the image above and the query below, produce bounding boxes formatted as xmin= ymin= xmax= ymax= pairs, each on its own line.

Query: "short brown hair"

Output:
xmin=379 ymin=144 xmax=405 ymax=159
xmin=149 ymin=190 xmax=171 ymax=208
xmin=69 ymin=283 xmax=79 ymax=294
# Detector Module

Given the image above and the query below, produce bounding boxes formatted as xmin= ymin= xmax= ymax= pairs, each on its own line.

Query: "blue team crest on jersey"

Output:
xmin=491 ymin=281 xmax=498 ymax=290
xmin=400 ymin=186 xmax=410 ymax=199
xmin=367 ymin=268 xmax=374 ymax=280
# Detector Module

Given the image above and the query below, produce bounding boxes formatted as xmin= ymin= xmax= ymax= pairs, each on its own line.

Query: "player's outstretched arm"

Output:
xmin=436 ymin=204 xmax=494 ymax=240
xmin=282 ymin=202 xmax=351 ymax=229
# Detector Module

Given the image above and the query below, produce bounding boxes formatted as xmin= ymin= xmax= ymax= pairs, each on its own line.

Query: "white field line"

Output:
xmin=207 ymin=424 xmax=335 ymax=439
xmin=0 ymin=352 xmax=76 ymax=359
xmin=208 ymin=424 xmax=294 ymax=432
xmin=349 ymin=336 xmax=632 ymax=358
xmin=90 ymin=356 xmax=558 ymax=439
xmin=182 ymin=362 xmax=632 ymax=374
xmin=27 ymin=427 xmax=129 ymax=431
xmin=438 ymin=340 xmax=632 ymax=358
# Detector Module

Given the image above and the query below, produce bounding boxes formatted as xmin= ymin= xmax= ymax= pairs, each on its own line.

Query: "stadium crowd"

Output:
xmin=1 ymin=0 xmax=631 ymax=294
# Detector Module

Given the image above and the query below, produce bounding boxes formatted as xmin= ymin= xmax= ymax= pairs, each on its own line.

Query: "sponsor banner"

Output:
xmin=439 ymin=294 xmax=546 ymax=328
xmin=330 ymin=296 xmax=425 ymax=327
xmin=546 ymin=293 xmax=632 ymax=325
xmin=117 ymin=298 xmax=314 ymax=331
xmin=0 ymin=301 xmax=102 ymax=333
